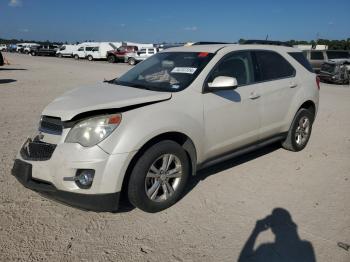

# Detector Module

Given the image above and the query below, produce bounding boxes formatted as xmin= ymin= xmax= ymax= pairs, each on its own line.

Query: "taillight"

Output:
xmin=316 ymin=76 xmax=320 ymax=90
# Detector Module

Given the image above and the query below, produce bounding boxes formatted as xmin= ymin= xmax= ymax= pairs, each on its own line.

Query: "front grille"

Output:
xmin=39 ymin=116 xmax=63 ymax=135
xmin=20 ymin=141 xmax=56 ymax=161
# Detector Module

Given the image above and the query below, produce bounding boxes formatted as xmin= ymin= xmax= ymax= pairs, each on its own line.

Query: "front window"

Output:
xmin=114 ymin=52 xmax=214 ymax=92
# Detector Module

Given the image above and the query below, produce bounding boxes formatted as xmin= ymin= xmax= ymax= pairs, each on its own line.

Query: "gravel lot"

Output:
xmin=0 ymin=53 xmax=349 ymax=262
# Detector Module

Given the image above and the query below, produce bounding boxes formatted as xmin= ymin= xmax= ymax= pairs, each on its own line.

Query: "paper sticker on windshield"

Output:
xmin=171 ymin=67 xmax=197 ymax=74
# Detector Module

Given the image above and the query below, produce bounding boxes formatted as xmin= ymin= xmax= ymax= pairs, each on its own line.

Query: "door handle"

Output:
xmin=249 ymin=92 xmax=260 ymax=100
xmin=289 ymin=83 xmax=298 ymax=88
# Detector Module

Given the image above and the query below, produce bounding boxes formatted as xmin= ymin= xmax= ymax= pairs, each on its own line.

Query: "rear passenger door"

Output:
xmin=253 ymin=50 xmax=297 ymax=139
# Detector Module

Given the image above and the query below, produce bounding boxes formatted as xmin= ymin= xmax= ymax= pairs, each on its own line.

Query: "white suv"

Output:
xmin=12 ymin=44 xmax=319 ymax=213
xmin=127 ymin=47 xmax=161 ymax=65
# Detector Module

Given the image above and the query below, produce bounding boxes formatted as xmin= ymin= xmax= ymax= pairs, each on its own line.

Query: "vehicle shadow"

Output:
xmin=0 ymin=79 xmax=17 ymax=84
xmin=184 ymin=142 xmax=280 ymax=197
xmin=0 ymin=68 xmax=27 ymax=71
xmin=237 ymin=208 xmax=316 ymax=262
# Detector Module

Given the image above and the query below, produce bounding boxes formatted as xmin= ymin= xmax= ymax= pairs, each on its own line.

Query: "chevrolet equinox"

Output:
xmin=12 ymin=44 xmax=320 ymax=212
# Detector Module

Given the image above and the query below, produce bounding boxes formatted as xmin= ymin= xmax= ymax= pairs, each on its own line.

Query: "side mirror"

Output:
xmin=208 ymin=76 xmax=238 ymax=91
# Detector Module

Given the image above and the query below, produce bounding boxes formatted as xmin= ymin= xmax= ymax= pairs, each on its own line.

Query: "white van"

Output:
xmin=73 ymin=42 xmax=121 ymax=61
xmin=57 ymin=45 xmax=78 ymax=58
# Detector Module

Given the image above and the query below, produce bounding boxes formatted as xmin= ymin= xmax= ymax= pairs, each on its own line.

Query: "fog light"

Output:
xmin=76 ymin=169 xmax=95 ymax=189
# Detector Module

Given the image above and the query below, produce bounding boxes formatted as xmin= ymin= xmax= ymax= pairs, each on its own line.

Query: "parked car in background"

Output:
xmin=0 ymin=44 xmax=7 ymax=51
xmin=7 ymin=44 xmax=17 ymax=52
xmin=56 ymin=44 xmax=78 ymax=58
xmin=107 ymin=45 xmax=139 ymax=63
xmin=30 ymin=45 xmax=59 ymax=56
xmin=303 ymin=50 xmax=350 ymax=73
xmin=23 ymin=43 xmax=40 ymax=54
xmin=73 ymin=42 xmax=120 ymax=61
xmin=127 ymin=47 xmax=161 ymax=65
xmin=12 ymin=43 xmax=319 ymax=213
xmin=319 ymin=59 xmax=350 ymax=84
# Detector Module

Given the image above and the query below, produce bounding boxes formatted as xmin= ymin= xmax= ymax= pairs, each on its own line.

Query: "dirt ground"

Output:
xmin=0 ymin=53 xmax=349 ymax=262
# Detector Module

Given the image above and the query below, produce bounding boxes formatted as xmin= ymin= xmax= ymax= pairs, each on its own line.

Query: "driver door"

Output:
xmin=202 ymin=51 xmax=261 ymax=160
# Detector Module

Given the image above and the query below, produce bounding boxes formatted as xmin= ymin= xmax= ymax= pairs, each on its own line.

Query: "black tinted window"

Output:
xmin=288 ymin=52 xmax=314 ymax=73
xmin=209 ymin=51 xmax=255 ymax=86
xmin=310 ymin=51 xmax=324 ymax=60
xmin=326 ymin=51 xmax=350 ymax=59
xmin=255 ymin=51 xmax=295 ymax=81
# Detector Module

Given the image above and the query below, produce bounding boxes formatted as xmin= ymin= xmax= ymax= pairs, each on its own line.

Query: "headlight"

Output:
xmin=65 ymin=114 xmax=122 ymax=147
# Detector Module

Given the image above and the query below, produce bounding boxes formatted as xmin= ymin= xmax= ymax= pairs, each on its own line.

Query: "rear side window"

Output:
xmin=288 ymin=52 xmax=314 ymax=73
xmin=310 ymin=51 xmax=324 ymax=60
xmin=254 ymin=51 xmax=295 ymax=81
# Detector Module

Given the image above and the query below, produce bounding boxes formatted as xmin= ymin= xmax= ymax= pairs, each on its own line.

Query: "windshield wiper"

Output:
xmin=103 ymin=77 xmax=117 ymax=84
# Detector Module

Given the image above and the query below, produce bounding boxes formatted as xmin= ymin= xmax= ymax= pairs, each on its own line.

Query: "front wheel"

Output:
xmin=282 ymin=108 xmax=314 ymax=151
xmin=128 ymin=140 xmax=189 ymax=213
xmin=87 ymin=55 xmax=93 ymax=61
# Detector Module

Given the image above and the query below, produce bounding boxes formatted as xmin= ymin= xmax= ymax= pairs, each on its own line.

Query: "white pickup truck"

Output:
xmin=127 ymin=47 xmax=161 ymax=65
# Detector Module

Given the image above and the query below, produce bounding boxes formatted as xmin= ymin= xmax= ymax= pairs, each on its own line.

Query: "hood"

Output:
xmin=42 ymin=82 xmax=171 ymax=121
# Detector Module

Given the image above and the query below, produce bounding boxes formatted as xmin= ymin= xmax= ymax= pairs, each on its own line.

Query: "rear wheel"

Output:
xmin=74 ymin=54 xmax=79 ymax=60
xmin=107 ymin=55 xmax=116 ymax=63
xmin=87 ymin=55 xmax=93 ymax=61
xmin=31 ymin=51 xmax=36 ymax=56
xmin=128 ymin=140 xmax=189 ymax=213
xmin=282 ymin=108 xmax=314 ymax=151
xmin=128 ymin=58 xmax=136 ymax=66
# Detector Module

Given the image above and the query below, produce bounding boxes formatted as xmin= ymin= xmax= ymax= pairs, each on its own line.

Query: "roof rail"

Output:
xmin=242 ymin=40 xmax=292 ymax=47
xmin=192 ymin=41 xmax=231 ymax=45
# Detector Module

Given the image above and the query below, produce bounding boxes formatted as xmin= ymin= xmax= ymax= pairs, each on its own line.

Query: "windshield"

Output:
xmin=114 ymin=52 xmax=214 ymax=92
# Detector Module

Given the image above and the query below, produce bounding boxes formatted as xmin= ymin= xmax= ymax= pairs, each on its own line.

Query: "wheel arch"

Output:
xmin=299 ymin=100 xmax=316 ymax=117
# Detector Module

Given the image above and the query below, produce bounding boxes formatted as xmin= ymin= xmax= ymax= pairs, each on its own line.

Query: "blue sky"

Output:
xmin=1 ymin=0 xmax=349 ymax=43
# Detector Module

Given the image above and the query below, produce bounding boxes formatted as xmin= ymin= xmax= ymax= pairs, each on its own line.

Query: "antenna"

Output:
xmin=265 ymin=34 xmax=269 ymax=40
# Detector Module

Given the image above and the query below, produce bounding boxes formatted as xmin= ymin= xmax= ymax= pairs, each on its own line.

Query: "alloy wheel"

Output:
xmin=295 ymin=116 xmax=310 ymax=146
xmin=145 ymin=154 xmax=182 ymax=202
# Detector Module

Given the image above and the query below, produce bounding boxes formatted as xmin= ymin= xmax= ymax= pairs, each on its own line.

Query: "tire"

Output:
xmin=282 ymin=108 xmax=314 ymax=152
xmin=87 ymin=55 xmax=93 ymax=61
xmin=107 ymin=55 xmax=116 ymax=63
xmin=74 ymin=54 xmax=79 ymax=60
xmin=128 ymin=58 xmax=136 ymax=66
xmin=31 ymin=52 xmax=36 ymax=56
xmin=58 ymin=53 xmax=63 ymax=58
xmin=128 ymin=140 xmax=190 ymax=213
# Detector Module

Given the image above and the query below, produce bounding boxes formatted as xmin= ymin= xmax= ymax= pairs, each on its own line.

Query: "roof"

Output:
xmin=163 ymin=44 xmax=299 ymax=54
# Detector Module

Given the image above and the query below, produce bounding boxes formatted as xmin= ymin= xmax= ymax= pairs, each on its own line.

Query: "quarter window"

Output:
xmin=78 ymin=47 xmax=84 ymax=51
xmin=310 ymin=51 xmax=324 ymax=60
xmin=208 ymin=51 xmax=255 ymax=86
xmin=254 ymin=51 xmax=295 ymax=81
xmin=288 ymin=52 xmax=314 ymax=73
